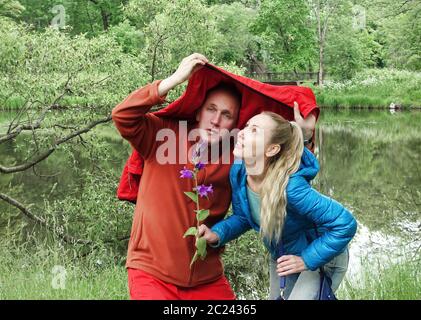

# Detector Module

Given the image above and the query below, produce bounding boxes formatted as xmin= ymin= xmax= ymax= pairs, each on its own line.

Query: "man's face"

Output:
xmin=195 ymin=89 xmax=240 ymax=144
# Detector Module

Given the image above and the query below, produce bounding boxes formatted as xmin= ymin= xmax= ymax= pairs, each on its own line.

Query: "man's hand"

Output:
xmin=293 ymin=101 xmax=316 ymax=142
xmin=197 ymin=224 xmax=220 ymax=245
xmin=276 ymin=255 xmax=308 ymax=276
xmin=158 ymin=53 xmax=209 ymax=97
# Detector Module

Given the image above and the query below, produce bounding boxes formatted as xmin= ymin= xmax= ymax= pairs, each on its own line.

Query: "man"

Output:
xmin=112 ymin=53 xmax=242 ymax=299
xmin=112 ymin=53 xmax=317 ymax=300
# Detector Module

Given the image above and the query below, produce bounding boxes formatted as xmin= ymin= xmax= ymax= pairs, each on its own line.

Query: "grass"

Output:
xmin=312 ymin=69 xmax=421 ymax=109
xmin=338 ymin=257 xmax=421 ymax=300
xmin=1 ymin=236 xmax=420 ymax=300
xmin=0 ymin=243 xmax=128 ymax=300
xmin=0 ymin=231 xmax=270 ymax=300
xmin=0 ymin=263 xmax=128 ymax=300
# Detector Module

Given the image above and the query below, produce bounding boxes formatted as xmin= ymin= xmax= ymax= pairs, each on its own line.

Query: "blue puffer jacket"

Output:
xmin=211 ymin=148 xmax=357 ymax=271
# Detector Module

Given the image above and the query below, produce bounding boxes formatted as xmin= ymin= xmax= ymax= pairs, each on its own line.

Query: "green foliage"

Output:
xmin=124 ymin=0 xmax=218 ymax=80
xmin=0 ymin=123 xmax=133 ymax=254
xmin=365 ymin=0 xmax=421 ymax=71
xmin=196 ymin=209 xmax=210 ymax=222
xmin=339 ymin=256 xmax=421 ymax=300
xmin=183 ymin=227 xmax=197 ymax=238
xmin=315 ymin=109 xmax=421 ymax=236
xmin=108 ymin=20 xmax=144 ymax=55
xmin=314 ymin=68 xmax=421 ymax=108
xmin=0 ymin=0 xmax=25 ymax=18
xmin=222 ymin=230 xmax=270 ymax=299
xmin=184 ymin=191 xmax=198 ymax=204
xmin=17 ymin=0 xmax=127 ymax=35
xmin=208 ymin=2 xmax=258 ymax=66
xmin=1 ymin=0 xmax=421 ymax=300
xmin=0 ymin=19 xmax=148 ymax=111
xmin=196 ymin=237 xmax=207 ymax=259
xmin=252 ymin=0 xmax=316 ymax=72
xmin=1 ymin=0 xmax=420 ymax=79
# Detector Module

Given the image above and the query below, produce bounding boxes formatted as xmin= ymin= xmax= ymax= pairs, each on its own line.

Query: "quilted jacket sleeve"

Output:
xmin=286 ymin=176 xmax=357 ymax=271
xmin=210 ymin=165 xmax=252 ymax=247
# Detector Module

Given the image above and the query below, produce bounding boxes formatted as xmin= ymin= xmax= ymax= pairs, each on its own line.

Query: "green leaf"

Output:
xmin=184 ymin=191 xmax=198 ymax=204
xmin=199 ymin=250 xmax=207 ymax=260
xmin=190 ymin=251 xmax=199 ymax=269
xmin=196 ymin=237 xmax=207 ymax=259
xmin=196 ymin=209 xmax=210 ymax=222
xmin=183 ymin=227 xmax=197 ymax=238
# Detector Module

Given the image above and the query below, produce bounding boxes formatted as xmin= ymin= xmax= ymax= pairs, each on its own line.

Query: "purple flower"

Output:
xmin=195 ymin=162 xmax=205 ymax=170
xmin=196 ymin=184 xmax=213 ymax=198
xmin=180 ymin=167 xmax=194 ymax=179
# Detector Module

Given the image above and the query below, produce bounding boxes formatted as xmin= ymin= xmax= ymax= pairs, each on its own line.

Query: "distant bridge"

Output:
xmin=247 ymin=72 xmax=325 ymax=86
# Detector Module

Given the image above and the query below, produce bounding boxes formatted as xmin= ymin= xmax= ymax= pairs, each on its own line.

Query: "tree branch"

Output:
xmin=0 ymin=192 xmax=131 ymax=246
xmin=0 ymin=115 xmax=112 ymax=174
xmin=1 ymin=74 xmax=74 ymax=144
xmin=0 ymin=192 xmax=91 ymax=245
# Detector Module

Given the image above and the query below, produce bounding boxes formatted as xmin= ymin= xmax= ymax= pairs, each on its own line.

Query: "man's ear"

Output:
xmin=266 ymin=144 xmax=281 ymax=158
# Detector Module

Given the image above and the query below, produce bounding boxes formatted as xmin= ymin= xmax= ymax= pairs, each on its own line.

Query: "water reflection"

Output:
xmin=315 ymin=109 xmax=421 ymax=279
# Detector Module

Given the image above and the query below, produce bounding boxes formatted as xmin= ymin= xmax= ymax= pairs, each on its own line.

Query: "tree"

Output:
xmin=0 ymin=0 xmax=24 ymax=18
xmin=379 ymin=0 xmax=421 ymax=70
xmin=208 ymin=2 xmax=258 ymax=67
xmin=359 ymin=0 xmax=421 ymax=70
xmin=252 ymin=0 xmax=316 ymax=73
xmin=16 ymin=0 xmax=127 ymax=35
xmin=308 ymin=0 xmax=345 ymax=86
xmin=0 ymin=20 xmax=147 ymax=249
xmin=323 ymin=2 xmax=378 ymax=79
xmin=124 ymin=0 xmax=217 ymax=81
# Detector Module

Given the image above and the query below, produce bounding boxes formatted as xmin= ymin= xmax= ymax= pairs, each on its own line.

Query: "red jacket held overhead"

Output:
xmin=117 ymin=63 xmax=319 ymax=203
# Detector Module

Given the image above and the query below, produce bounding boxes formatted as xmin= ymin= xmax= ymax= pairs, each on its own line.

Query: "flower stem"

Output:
xmin=194 ymin=172 xmax=200 ymax=239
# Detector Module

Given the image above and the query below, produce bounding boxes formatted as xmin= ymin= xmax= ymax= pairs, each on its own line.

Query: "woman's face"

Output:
xmin=233 ymin=114 xmax=279 ymax=164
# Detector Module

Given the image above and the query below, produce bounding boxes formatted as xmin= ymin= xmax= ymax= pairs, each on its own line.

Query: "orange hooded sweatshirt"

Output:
xmin=111 ymin=80 xmax=232 ymax=287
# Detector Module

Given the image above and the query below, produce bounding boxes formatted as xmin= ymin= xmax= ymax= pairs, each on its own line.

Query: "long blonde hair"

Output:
xmin=259 ymin=112 xmax=304 ymax=243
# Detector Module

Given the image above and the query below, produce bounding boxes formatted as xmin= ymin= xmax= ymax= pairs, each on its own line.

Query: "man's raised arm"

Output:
xmin=111 ymin=53 xmax=208 ymax=158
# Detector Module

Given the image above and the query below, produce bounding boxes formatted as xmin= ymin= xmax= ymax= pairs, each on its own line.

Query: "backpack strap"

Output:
xmin=277 ymin=241 xmax=286 ymax=299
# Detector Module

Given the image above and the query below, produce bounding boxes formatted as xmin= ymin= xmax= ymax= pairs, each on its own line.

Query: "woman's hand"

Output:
xmin=293 ymin=101 xmax=316 ymax=142
xmin=197 ymin=224 xmax=220 ymax=245
xmin=158 ymin=53 xmax=208 ymax=96
xmin=276 ymin=255 xmax=308 ymax=276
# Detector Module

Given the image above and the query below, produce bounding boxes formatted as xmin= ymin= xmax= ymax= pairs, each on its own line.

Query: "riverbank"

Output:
xmin=312 ymin=69 xmax=421 ymax=109
xmin=340 ymin=255 xmax=421 ymax=300
xmin=2 ymin=69 xmax=420 ymax=112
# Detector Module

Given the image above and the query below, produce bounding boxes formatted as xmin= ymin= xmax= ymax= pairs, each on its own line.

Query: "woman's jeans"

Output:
xmin=269 ymin=247 xmax=349 ymax=300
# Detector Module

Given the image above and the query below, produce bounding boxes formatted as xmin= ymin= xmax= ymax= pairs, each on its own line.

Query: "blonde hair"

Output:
xmin=259 ymin=112 xmax=304 ymax=243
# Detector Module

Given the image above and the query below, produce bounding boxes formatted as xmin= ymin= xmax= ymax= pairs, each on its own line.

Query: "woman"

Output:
xmin=199 ymin=111 xmax=357 ymax=300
